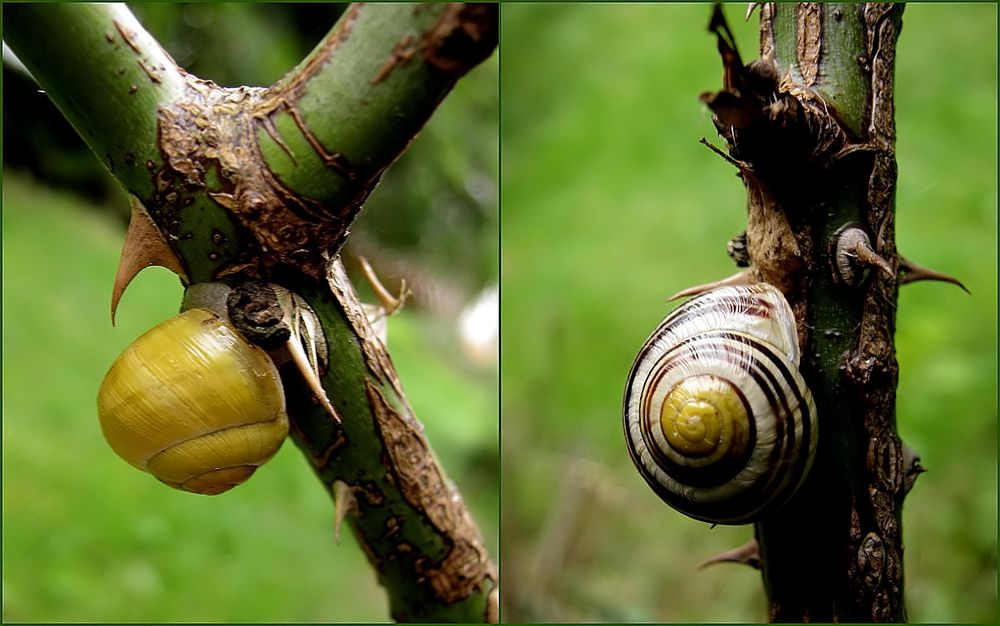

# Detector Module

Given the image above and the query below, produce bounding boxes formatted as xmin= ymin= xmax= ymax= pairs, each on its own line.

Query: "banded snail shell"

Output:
xmin=623 ymin=284 xmax=817 ymax=524
xmin=98 ymin=307 xmax=288 ymax=495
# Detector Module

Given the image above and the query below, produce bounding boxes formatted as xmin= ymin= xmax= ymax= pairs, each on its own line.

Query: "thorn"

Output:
xmin=902 ymin=445 xmax=927 ymax=497
xmin=286 ymin=332 xmax=342 ymax=423
xmin=699 ymin=538 xmax=760 ymax=570
xmin=850 ymin=238 xmax=894 ymax=279
xmin=359 ymin=256 xmax=409 ymax=316
xmin=833 ymin=226 xmax=891 ymax=286
xmin=899 ymin=256 xmax=970 ymax=294
xmin=668 ymin=269 xmax=754 ymax=301
xmin=111 ymin=195 xmax=188 ymax=325
xmin=332 ymin=480 xmax=356 ymax=545
xmin=745 ymin=2 xmax=761 ymax=21
xmin=699 ymin=137 xmax=751 ymax=170
xmin=274 ymin=289 xmax=337 ymax=419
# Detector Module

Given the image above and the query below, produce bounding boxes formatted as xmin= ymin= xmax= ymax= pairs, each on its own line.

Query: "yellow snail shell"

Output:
xmin=97 ymin=307 xmax=288 ymax=495
xmin=623 ymin=284 xmax=817 ymax=524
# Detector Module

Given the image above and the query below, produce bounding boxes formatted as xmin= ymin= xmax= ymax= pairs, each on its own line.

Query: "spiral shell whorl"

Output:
xmin=624 ymin=284 xmax=817 ymax=525
xmin=98 ymin=308 xmax=288 ymax=495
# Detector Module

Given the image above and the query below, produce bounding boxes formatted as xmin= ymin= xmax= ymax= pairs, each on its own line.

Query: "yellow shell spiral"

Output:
xmin=98 ymin=308 xmax=288 ymax=495
xmin=660 ymin=374 xmax=750 ymax=463
xmin=624 ymin=284 xmax=817 ymax=524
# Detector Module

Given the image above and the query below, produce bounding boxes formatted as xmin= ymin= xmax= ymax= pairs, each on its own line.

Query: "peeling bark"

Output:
xmin=154 ymin=76 xmax=350 ymax=281
xmin=701 ymin=3 xmax=906 ymax=621
xmin=295 ymin=259 xmax=497 ymax=621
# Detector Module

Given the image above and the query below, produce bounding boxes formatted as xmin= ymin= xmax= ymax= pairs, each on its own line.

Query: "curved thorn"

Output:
xmin=745 ymin=2 xmax=761 ymax=21
xmin=667 ymin=269 xmax=754 ymax=301
xmin=287 ymin=333 xmax=342 ymax=423
xmin=899 ymin=256 xmax=970 ymax=294
xmin=698 ymin=538 xmax=760 ymax=570
xmin=111 ymin=195 xmax=188 ymax=325
xmin=850 ymin=239 xmax=894 ymax=279
xmin=902 ymin=445 xmax=927 ymax=496
xmin=359 ymin=256 xmax=408 ymax=315
xmin=332 ymin=480 xmax=356 ymax=545
xmin=699 ymin=136 xmax=752 ymax=171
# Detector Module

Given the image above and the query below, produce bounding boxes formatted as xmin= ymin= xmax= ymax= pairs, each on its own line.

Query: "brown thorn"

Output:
xmin=667 ymin=269 xmax=754 ymax=301
xmin=698 ymin=538 xmax=760 ymax=570
xmin=899 ymin=256 xmax=970 ymax=294
xmin=699 ymin=137 xmax=751 ymax=172
xmin=359 ymin=256 xmax=409 ymax=315
xmin=111 ymin=196 xmax=188 ymax=325
xmin=902 ymin=445 xmax=927 ymax=496
xmin=745 ymin=2 xmax=761 ymax=22
xmin=850 ymin=238 xmax=894 ymax=278
xmin=332 ymin=480 xmax=357 ymax=545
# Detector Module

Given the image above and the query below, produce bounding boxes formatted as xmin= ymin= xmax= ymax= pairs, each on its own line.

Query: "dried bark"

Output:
xmin=701 ymin=3 xmax=907 ymax=621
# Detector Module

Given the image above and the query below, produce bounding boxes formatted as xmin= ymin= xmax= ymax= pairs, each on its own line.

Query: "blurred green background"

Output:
xmin=3 ymin=4 xmax=497 ymax=622
xmin=501 ymin=3 xmax=996 ymax=623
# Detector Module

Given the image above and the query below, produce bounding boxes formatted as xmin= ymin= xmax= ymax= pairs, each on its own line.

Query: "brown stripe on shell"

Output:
xmin=635 ymin=286 xmax=780 ymax=362
xmin=638 ymin=340 xmax=758 ymax=487
xmin=628 ymin=330 xmax=813 ymax=524
xmin=639 ymin=335 xmax=792 ymax=512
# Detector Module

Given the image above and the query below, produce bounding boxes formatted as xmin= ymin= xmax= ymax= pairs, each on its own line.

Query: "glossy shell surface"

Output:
xmin=623 ymin=284 xmax=817 ymax=524
xmin=98 ymin=308 xmax=288 ymax=495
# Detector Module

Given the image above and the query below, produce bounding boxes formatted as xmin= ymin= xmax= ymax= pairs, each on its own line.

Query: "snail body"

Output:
xmin=98 ymin=305 xmax=288 ymax=495
xmin=623 ymin=284 xmax=817 ymax=524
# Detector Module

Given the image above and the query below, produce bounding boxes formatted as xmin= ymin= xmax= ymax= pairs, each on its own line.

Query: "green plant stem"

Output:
xmin=750 ymin=3 xmax=905 ymax=621
xmin=4 ymin=3 xmax=184 ymax=199
xmin=4 ymin=3 xmax=498 ymax=622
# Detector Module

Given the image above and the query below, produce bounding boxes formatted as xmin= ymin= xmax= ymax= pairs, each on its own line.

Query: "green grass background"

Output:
xmin=500 ymin=3 xmax=997 ymax=622
xmin=2 ymin=11 xmax=498 ymax=620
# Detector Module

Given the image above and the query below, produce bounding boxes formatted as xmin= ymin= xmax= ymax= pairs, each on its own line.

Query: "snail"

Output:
xmin=101 ymin=196 xmax=348 ymax=495
xmin=623 ymin=283 xmax=817 ymax=524
xmin=97 ymin=284 xmax=290 ymax=495
xmin=98 ymin=268 xmax=399 ymax=495
xmin=98 ymin=281 xmax=346 ymax=495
